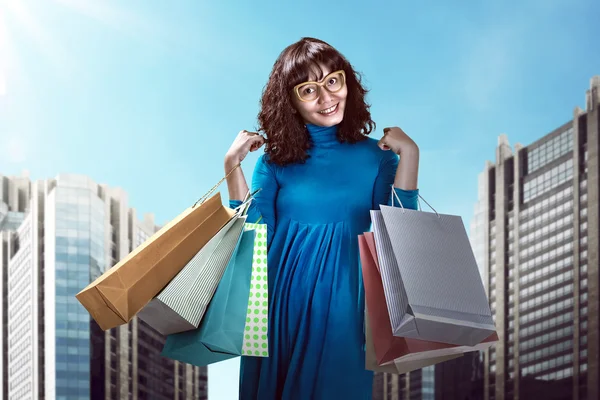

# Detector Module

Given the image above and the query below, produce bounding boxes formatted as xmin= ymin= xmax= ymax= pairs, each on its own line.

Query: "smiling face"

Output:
xmin=291 ymin=63 xmax=348 ymax=127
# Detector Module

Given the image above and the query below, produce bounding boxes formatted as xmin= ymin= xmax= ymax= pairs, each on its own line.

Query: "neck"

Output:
xmin=305 ymin=123 xmax=339 ymax=146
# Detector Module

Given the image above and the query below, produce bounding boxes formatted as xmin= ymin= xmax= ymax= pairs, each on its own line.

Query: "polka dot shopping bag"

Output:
xmin=241 ymin=222 xmax=269 ymax=357
xmin=161 ymin=221 xmax=269 ymax=366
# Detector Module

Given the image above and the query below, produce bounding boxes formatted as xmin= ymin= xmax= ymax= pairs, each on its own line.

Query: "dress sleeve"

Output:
xmin=372 ymin=151 xmax=419 ymax=211
xmin=229 ymin=154 xmax=279 ymax=243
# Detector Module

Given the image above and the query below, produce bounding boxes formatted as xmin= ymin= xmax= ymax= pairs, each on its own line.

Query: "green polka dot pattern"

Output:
xmin=242 ymin=223 xmax=269 ymax=357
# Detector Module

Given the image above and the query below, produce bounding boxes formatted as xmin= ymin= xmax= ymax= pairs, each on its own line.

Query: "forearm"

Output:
xmin=225 ymin=158 xmax=249 ymax=202
xmin=393 ymin=147 xmax=419 ymax=191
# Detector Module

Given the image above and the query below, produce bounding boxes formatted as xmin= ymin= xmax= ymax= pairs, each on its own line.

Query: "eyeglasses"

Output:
xmin=293 ymin=70 xmax=346 ymax=102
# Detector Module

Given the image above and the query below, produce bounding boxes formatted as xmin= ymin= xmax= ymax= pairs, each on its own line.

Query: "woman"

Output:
xmin=224 ymin=37 xmax=420 ymax=399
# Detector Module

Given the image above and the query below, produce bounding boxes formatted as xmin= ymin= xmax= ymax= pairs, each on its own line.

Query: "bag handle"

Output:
xmin=192 ymin=163 xmax=241 ymax=208
xmin=390 ymin=185 xmax=440 ymax=218
xmin=237 ymin=188 xmax=262 ymax=216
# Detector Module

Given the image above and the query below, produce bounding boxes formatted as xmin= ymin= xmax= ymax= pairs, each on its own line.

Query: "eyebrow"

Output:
xmin=308 ymin=69 xmax=332 ymax=83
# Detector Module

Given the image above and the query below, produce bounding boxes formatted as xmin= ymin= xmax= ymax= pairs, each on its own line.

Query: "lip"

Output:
xmin=317 ymin=103 xmax=339 ymax=116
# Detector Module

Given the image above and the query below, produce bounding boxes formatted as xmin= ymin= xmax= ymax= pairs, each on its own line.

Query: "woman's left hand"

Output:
xmin=377 ymin=126 xmax=419 ymax=155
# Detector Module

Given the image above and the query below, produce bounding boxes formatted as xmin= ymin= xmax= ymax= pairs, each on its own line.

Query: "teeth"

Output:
xmin=318 ymin=104 xmax=337 ymax=114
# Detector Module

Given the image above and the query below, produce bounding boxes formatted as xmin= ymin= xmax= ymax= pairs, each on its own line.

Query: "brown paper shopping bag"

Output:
xmin=77 ymin=190 xmax=236 ymax=331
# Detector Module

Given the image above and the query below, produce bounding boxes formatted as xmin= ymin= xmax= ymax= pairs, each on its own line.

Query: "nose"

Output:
xmin=318 ymin=88 xmax=333 ymax=104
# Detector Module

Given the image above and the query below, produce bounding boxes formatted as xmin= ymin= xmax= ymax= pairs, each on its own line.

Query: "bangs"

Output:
xmin=284 ymin=45 xmax=346 ymax=88
xmin=258 ymin=37 xmax=374 ymax=166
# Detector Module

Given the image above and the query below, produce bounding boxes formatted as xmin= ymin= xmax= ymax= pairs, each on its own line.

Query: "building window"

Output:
xmin=523 ymin=159 xmax=574 ymax=202
xmin=527 ymin=128 xmax=573 ymax=174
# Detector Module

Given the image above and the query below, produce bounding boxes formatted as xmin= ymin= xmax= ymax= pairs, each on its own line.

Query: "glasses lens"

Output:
xmin=325 ymin=72 xmax=344 ymax=92
xmin=295 ymin=72 xmax=345 ymax=101
xmin=297 ymin=83 xmax=319 ymax=101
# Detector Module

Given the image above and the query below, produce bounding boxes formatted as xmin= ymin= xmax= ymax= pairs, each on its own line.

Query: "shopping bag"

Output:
xmin=370 ymin=192 xmax=496 ymax=346
xmin=360 ymin=233 xmax=457 ymax=364
xmin=360 ymin=232 xmax=497 ymax=368
xmin=76 ymin=192 xmax=235 ymax=331
xmin=240 ymin=222 xmax=269 ymax=357
xmin=364 ymin=308 xmax=463 ymax=374
xmin=137 ymin=215 xmax=247 ymax=335
xmin=161 ymin=222 xmax=269 ymax=366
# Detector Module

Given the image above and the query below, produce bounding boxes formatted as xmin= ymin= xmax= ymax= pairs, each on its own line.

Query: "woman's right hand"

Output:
xmin=225 ymin=130 xmax=266 ymax=170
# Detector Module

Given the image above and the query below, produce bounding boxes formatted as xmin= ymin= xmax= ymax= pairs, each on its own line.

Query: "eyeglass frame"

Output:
xmin=292 ymin=70 xmax=347 ymax=102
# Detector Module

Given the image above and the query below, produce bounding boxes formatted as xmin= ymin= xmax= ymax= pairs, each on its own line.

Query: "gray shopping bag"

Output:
xmin=364 ymin=306 xmax=464 ymax=374
xmin=371 ymin=200 xmax=495 ymax=347
xmin=138 ymin=215 xmax=246 ymax=335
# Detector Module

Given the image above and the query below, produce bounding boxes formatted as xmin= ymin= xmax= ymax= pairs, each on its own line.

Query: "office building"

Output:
xmin=372 ymin=365 xmax=436 ymax=399
xmin=0 ymin=172 xmax=208 ymax=400
xmin=372 ymin=75 xmax=599 ymax=400
xmin=475 ymin=75 xmax=600 ymax=400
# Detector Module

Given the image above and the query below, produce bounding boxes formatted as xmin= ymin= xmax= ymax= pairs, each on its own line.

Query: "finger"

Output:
xmin=249 ymin=135 xmax=265 ymax=144
xmin=249 ymin=136 xmax=266 ymax=151
xmin=240 ymin=130 xmax=259 ymax=138
xmin=377 ymin=138 xmax=390 ymax=151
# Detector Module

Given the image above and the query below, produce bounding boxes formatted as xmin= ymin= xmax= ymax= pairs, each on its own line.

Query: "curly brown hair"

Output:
xmin=257 ymin=37 xmax=375 ymax=166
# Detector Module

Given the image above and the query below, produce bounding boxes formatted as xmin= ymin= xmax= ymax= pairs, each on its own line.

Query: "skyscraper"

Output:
xmin=474 ymin=75 xmax=600 ymax=400
xmin=0 ymin=172 xmax=208 ymax=400
xmin=372 ymin=365 xmax=437 ymax=399
xmin=371 ymin=75 xmax=599 ymax=400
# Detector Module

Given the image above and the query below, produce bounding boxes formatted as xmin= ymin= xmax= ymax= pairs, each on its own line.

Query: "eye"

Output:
xmin=303 ymin=87 xmax=315 ymax=94
xmin=327 ymin=78 xmax=338 ymax=86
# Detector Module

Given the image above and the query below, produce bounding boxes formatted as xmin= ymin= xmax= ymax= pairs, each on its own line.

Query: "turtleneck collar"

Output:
xmin=306 ymin=123 xmax=339 ymax=146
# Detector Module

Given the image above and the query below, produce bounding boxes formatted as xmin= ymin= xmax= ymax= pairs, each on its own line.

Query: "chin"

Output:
xmin=318 ymin=116 xmax=344 ymax=127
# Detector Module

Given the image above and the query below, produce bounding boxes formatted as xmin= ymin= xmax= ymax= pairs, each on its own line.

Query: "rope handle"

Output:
xmin=192 ymin=163 xmax=241 ymax=208
xmin=389 ymin=185 xmax=440 ymax=218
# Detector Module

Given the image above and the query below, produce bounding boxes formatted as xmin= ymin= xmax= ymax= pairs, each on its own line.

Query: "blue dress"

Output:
xmin=230 ymin=123 xmax=419 ymax=400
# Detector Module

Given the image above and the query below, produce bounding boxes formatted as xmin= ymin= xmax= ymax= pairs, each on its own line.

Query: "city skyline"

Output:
xmin=371 ymin=75 xmax=599 ymax=400
xmin=1 ymin=1 xmax=599 ymax=398
xmin=479 ymin=76 xmax=599 ymax=400
xmin=0 ymin=172 xmax=207 ymax=399
xmin=2 ymin=75 xmax=594 ymax=400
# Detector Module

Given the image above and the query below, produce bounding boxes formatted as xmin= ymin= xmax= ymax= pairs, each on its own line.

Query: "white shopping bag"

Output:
xmin=370 ymin=191 xmax=496 ymax=347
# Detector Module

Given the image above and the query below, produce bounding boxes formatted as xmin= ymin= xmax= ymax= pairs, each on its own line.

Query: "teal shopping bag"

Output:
xmin=204 ymin=222 xmax=269 ymax=356
xmin=161 ymin=228 xmax=256 ymax=366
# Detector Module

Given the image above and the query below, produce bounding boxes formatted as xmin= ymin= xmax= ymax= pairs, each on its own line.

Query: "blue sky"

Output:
xmin=1 ymin=0 xmax=599 ymax=398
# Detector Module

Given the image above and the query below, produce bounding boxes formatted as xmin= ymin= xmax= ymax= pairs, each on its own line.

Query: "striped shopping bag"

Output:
xmin=138 ymin=214 xmax=247 ymax=335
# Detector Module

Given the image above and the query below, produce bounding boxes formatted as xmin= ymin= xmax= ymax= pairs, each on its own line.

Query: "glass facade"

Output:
xmin=482 ymin=118 xmax=598 ymax=399
xmin=1 ymin=211 xmax=26 ymax=232
xmin=136 ymin=320 xmax=176 ymax=399
xmin=523 ymin=158 xmax=573 ymax=202
xmin=527 ymin=127 xmax=573 ymax=174
xmin=0 ymin=173 xmax=208 ymax=399
xmin=0 ymin=201 xmax=7 ymax=228
xmin=421 ymin=365 xmax=435 ymax=399
xmin=519 ymin=170 xmax=575 ymax=391
xmin=53 ymin=181 xmax=105 ymax=400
